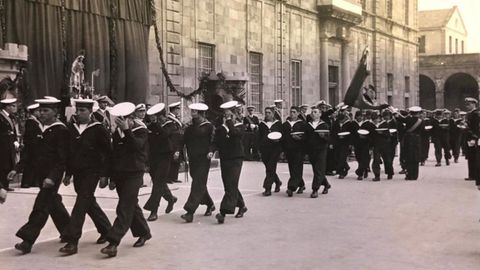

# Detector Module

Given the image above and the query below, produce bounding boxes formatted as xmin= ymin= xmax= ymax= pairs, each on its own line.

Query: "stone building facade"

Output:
xmin=147 ymin=0 xmax=419 ymax=113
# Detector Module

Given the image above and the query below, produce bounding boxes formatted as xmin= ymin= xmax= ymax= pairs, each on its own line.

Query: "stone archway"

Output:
xmin=444 ymin=73 xmax=479 ymax=110
xmin=419 ymin=74 xmax=436 ymax=110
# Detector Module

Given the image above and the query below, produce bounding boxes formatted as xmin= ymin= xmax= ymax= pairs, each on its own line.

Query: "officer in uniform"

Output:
xmin=135 ymin=103 xmax=147 ymax=122
xmin=450 ymin=109 xmax=462 ymax=163
xmin=372 ymin=111 xmax=394 ymax=181
xmin=180 ymin=103 xmax=216 ymax=222
xmin=334 ymin=108 xmax=355 ymax=179
xmin=143 ymin=103 xmax=178 ymax=221
xmin=258 ymin=106 xmax=283 ymax=196
xmin=167 ymin=101 xmax=184 ymax=183
xmin=431 ymin=109 xmax=451 ymax=166
xmin=393 ymin=106 xmax=424 ymax=180
xmin=464 ymin=98 xmax=480 ymax=182
xmin=243 ymin=105 xmax=260 ymax=160
xmin=13 ymin=98 xmax=71 ymax=254
xmin=273 ymin=99 xmax=283 ymax=121
xmin=282 ymin=106 xmax=307 ymax=196
xmin=299 ymin=104 xmax=309 ymax=122
xmin=420 ymin=110 xmax=432 ymax=166
xmin=214 ymin=101 xmax=248 ymax=224
xmin=100 ymin=102 xmax=151 ymax=257
xmin=92 ymin=96 xmax=112 ymax=131
xmin=59 ymin=99 xmax=112 ymax=255
xmin=0 ymin=98 xmax=19 ymax=191
xmin=305 ymin=107 xmax=331 ymax=197
xmin=356 ymin=111 xmax=376 ymax=180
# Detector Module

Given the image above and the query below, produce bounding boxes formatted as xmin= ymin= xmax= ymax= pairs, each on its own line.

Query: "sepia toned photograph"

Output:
xmin=0 ymin=0 xmax=479 ymax=269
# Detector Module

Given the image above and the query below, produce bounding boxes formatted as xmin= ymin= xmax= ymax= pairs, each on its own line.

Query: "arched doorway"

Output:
xmin=419 ymin=75 xmax=436 ymax=110
xmin=444 ymin=73 xmax=479 ymax=110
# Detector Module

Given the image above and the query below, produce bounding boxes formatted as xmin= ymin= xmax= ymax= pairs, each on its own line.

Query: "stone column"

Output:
xmin=320 ymin=36 xmax=329 ymax=102
xmin=341 ymin=39 xmax=350 ymax=98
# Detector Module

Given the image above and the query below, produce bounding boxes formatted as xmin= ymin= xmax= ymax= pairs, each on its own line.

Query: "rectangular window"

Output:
xmin=462 ymin=40 xmax=465 ymax=54
xmin=449 ymin=36 xmax=452 ymax=54
xmin=249 ymin=52 xmax=263 ymax=112
xmin=455 ymin=38 xmax=458 ymax=54
xmin=387 ymin=73 xmax=394 ymax=93
xmin=405 ymin=76 xmax=410 ymax=93
xmin=291 ymin=60 xmax=302 ymax=106
xmin=404 ymin=97 xmax=410 ymax=108
xmin=419 ymin=35 xmax=426 ymax=53
xmin=387 ymin=0 xmax=393 ymax=19
xmin=199 ymin=43 xmax=215 ymax=75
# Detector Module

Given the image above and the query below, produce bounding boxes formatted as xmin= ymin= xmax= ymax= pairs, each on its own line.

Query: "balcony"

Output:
xmin=317 ymin=0 xmax=363 ymax=25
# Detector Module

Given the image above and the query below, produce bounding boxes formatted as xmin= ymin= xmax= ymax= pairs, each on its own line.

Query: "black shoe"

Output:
xmin=59 ymin=243 xmax=78 ymax=255
xmin=372 ymin=177 xmax=380 ymax=182
xmin=363 ymin=171 xmax=368 ymax=178
xmin=435 ymin=163 xmax=441 ymax=167
xmin=100 ymin=243 xmax=117 ymax=257
xmin=420 ymin=162 xmax=425 ymax=166
xmin=181 ymin=212 xmax=194 ymax=223
xmin=454 ymin=158 xmax=458 ymax=163
xmin=235 ymin=207 xmax=248 ymax=218
xmin=216 ymin=213 xmax=225 ymax=224
xmin=204 ymin=205 xmax=215 ymax=216
xmin=262 ymin=190 xmax=272 ymax=196
xmin=387 ymin=174 xmax=393 ymax=180
xmin=296 ymin=186 xmax=305 ymax=194
xmin=338 ymin=175 xmax=345 ymax=179
xmin=14 ymin=241 xmax=32 ymax=254
xmin=147 ymin=212 xmax=158 ymax=222
xmin=60 ymin=237 xmax=67 ymax=243
xmin=274 ymin=181 xmax=282 ymax=192
xmin=165 ymin=196 xmax=177 ymax=214
xmin=399 ymin=170 xmax=406 ymax=174
xmin=310 ymin=191 xmax=318 ymax=198
xmin=326 ymin=171 xmax=335 ymax=176
xmin=5 ymin=187 xmax=14 ymax=192
xmin=446 ymin=160 xmax=450 ymax=166
xmin=172 ymin=179 xmax=182 ymax=183
xmin=286 ymin=190 xmax=293 ymax=197
xmin=108 ymin=181 xmax=116 ymax=190
xmin=20 ymin=185 xmax=30 ymax=188
xmin=96 ymin=235 xmax=108 ymax=244
xmin=465 ymin=178 xmax=474 ymax=181
xmin=133 ymin=235 xmax=151 ymax=247
xmin=357 ymin=176 xmax=363 ymax=181
xmin=322 ymin=184 xmax=331 ymax=194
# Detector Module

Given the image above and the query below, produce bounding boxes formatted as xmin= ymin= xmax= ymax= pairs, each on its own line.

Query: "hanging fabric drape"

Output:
xmin=0 ymin=0 xmax=152 ymax=104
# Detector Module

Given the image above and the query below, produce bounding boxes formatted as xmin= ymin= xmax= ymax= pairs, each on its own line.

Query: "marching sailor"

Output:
xmin=167 ymin=101 xmax=184 ymax=183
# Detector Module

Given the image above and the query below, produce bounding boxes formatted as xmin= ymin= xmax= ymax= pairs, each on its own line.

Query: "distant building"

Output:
xmin=147 ymin=0 xmax=419 ymax=112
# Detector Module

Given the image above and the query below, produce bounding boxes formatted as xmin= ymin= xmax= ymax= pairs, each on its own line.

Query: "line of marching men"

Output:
xmin=0 ymin=96 xmax=248 ymax=258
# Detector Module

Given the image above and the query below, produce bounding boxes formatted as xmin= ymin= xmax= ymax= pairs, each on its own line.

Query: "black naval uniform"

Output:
xmin=355 ymin=120 xmax=376 ymax=179
xmin=183 ymin=119 xmax=215 ymax=214
xmin=450 ymin=118 xmax=463 ymax=162
xmin=92 ymin=108 xmax=112 ymax=131
xmin=144 ymin=120 xmax=177 ymax=214
xmin=388 ymin=119 xmax=399 ymax=166
xmin=372 ymin=121 xmax=394 ymax=179
xmin=243 ymin=114 xmax=260 ymax=160
xmin=0 ymin=110 xmax=17 ymax=190
xmin=167 ymin=113 xmax=184 ymax=182
xmin=215 ymin=119 xmax=246 ymax=215
xmin=420 ymin=117 xmax=432 ymax=164
xmin=432 ymin=117 xmax=452 ymax=164
xmin=395 ymin=115 xmax=424 ymax=180
xmin=15 ymin=116 xmax=42 ymax=187
xmin=334 ymin=119 xmax=356 ymax=177
xmin=282 ymin=119 xmax=306 ymax=192
xmin=16 ymin=121 xmax=71 ymax=245
xmin=106 ymin=121 xmax=151 ymax=245
xmin=62 ymin=120 xmax=112 ymax=244
xmin=465 ymin=108 xmax=480 ymax=182
xmin=258 ymin=120 xmax=283 ymax=193
xmin=305 ymin=120 xmax=331 ymax=192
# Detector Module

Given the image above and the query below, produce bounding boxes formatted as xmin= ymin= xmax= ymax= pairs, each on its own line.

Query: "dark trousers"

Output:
xmin=372 ymin=141 xmax=394 ymax=177
xmin=433 ymin=137 xmax=451 ymax=163
xmin=243 ymin=132 xmax=259 ymax=160
xmin=355 ymin=143 xmax=370 ymax=177
xmin=390 ymin=141 xmax=398 ymax=165
xmin=16 ymin=184 xmax=70 ymax=244
xmin=451 ymin=136 xmax=462 ymax=160
xmin=261 ymin=146 xmax=282 ymax=191
xmin=335 ymin=143 xmax=350 ymax=176
xmin=144 ymin=154 xmax=174 ymax=213
xmin=404 ymin=133 xmax=421 ymax=180
xmin=0 ymin=169 xmax=9 ymax=190
xmin=183 ymin=157 xmax=214 ymax=214
xmin=466 ymin=147 xmax=479 ymax=180
xmin=106 ymin=172 xmax=150 ymax=245
xmin=309 ymin=148 xmax=329 ymax=191
xmin=62 ymin=172 xmax=111 ymax=244
xmin=285 ymin=148 xmax=304 ymax=191
xmin=420 ymin=135 xmax=430 ymax=162
xmin=219 ymin=158 xmax=245 ymax=215
xmin=168 ymin=158 xmax=180 ymax=181
xmin=326 ymin=146 xmax=336 ymax=173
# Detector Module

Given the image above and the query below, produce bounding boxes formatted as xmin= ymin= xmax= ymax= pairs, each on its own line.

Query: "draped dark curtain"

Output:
xmin=0 ymin=0 xmax=152 ymax=103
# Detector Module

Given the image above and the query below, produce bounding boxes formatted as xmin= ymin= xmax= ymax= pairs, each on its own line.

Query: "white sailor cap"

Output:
xmin=459 ymin=111 xmax=467 ymax=116
xmin=267 ymin=131 xmax=282 ymax=141
xmin=27 ymin=103 xmax=39 ymax=110
xmin=188 ymin=103 xmax=208 ymax=111
xmin=44 ymin=96 xmax=59 ymax=101
xmin=35 ymin=98 xmax=61 ymax=108
xmin=443 ymin=109 xmax=451 ymax=114
xmin=465 ymin=97 xmax=478 ymax=104
xmin=338 ymin=131 xmax=351 ymax=137
xmin=110 ymin=102 xmax=136 ymax=117
xmin=147 ymin=103 xmax=166 ymax=115
xmin=168 ymin=101 xmax=181 ymax=108
xmin=0 ymin=98 xmax=17 ymax=104
xmin=424 ymin=125 xmax=433 ymax=130
xmin=135 ymin=103 xmax=146 ymax=111
xmin=408 ymin=106 xmax=422 ymax=113
xmin=300 ymin=104 xmax=309 ymax=108
xmin=357 ymin=129 xmax=369 ymax=135
xmin=274 ymin=99 xmax=283 ymax=103
xmin=96 ymin=95 xmax=109 ymax=102
xmin=73 ymin=99 xmax=95 ymax=108
xmin=246 ymin=105 xmax=255 ymax=110
xmin=220 ymin=100 xmax=238 ymax=109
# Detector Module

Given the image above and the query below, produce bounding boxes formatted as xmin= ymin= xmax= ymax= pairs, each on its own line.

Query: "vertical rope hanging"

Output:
xmin=108 ymin=1 xmax=118 ymax=100
xmin=60 ymin=0 xmax=69 ymax=97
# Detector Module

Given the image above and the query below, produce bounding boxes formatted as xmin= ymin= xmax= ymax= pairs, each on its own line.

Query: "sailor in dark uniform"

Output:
xmin=299 ymin=104 xmax=309 ymax=122
xmin=258 ymin=106 xmax=283 ymax=196
xmin=432 ymin=109 xmax=452 ymax=166
xmin=214 ymin=101 xmax=248 ymax=224
xmin=305 ymin=107 xmax=331 ymax=197
xmin=372 ymin=111 xmax=394 ymax=181
xmin=393 ymin=106 xmax=424 ymax=180
xmin=167 ymin=101 xmax=184 ymax=183
xmin=59 ymin=99 xmax=112 ymax=255
xmin=420 ymin=111 xmax=432 ymax=166
xmin=464 ymin=98 xmax=480 ymax=182
xmin=273 ymin=99 xmax=283 ymax=121
xmin=356 ymin=112 xmax=376 ymax=180
xmin=334 ymin=108 xmax=355 ymax=179
xmin=450 ymin=109 xmax=462 ymax=163
xmin=318 ymin=101 xmax=336 ymax=175
xmin=282 ymin=106 xmax=307 ymax=196
xmin=386 ymin=110 xmax=399 ymax=167
xmin=180 ymin=103 xmax=216 ymax=222
xmin=0 ymin=98 xmax=19 ymax=191
xmin=243 ymin=106 xmax=260 ymax=161
xmin=14 ymin=98 xmax=71 ymax=254
xmin=143 ymin=103 xmax=178 ymax=221
xmin=92 ymin=96 xmax=112 ymax=131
